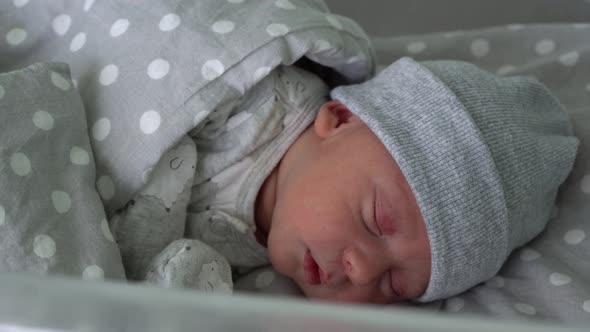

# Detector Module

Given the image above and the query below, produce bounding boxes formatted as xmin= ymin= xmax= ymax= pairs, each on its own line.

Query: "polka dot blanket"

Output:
xmin=0 ymin=1 xmax=373 ymax=288
xmin=0 ymin=62 xmax=125 ymax=280
xmin=3 ymin=0 xmax=590 ymax=328
xmin=1 ymin=0 xmax=373 ymax=214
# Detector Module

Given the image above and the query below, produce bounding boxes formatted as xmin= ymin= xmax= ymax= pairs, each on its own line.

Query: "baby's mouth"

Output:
xmin=303 ymin=249 xmax=321 ymax=285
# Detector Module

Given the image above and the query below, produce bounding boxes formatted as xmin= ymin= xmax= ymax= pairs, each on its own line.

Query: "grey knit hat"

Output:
xmin=330 ymin=57 xmax=579 ymax=302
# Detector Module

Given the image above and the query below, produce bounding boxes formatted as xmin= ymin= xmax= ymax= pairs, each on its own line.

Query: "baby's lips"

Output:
xmin=318 ymin=265 xmax=330 ymax=284
xmin=303 ymin=249 xmax=321 ymax=285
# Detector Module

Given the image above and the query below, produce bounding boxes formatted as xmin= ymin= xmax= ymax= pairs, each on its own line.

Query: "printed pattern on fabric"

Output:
xmin=0 ymin=63 xmax=125 ymax=280
xmin=0 ymin=0 xmax=373 ymax=292
xmin=109 ymin=65 xmax=329 ymax=291
xmin=0 ymin=0 xmax=374 ymax=215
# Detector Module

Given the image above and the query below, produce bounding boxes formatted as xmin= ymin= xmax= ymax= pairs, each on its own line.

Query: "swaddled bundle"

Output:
xmin=112 ymin=65 xmax=332 ymax=291
xmin=0 ymin=0 xmax=374 ymax=290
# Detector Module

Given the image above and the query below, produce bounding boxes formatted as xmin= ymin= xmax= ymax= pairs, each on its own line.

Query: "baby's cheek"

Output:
xmin=266 ymin=230 xmax=295 ymax=277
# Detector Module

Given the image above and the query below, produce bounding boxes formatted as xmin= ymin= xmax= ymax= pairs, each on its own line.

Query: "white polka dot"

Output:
xmin=564 ymin=229 xmax=586 ymax=245
xmin=535 ymin=39 xmax=555 ymax=55
xmin=97 ymin=175 xmax=115 ymax=200
xmin=192 ymin=110 xmax=208 ymax=127
xmin=485 ymin=276 xmax=505 ymax=288
xmin=0 ymin=205 xmax=5 ymax=226
xmin=101 ymin=218 xmax=114 ymax=242
xmin=13 ymin=0 xmax=29 ymax=8
xmin=574 ymin=23 xmax=590 ymax=29
xmin=550 ymin=272 xmax=572 ymax=286
xmin=255 ymin=270 xmax=275 ymax=288
xmin=159 ymin=13 xmax=181 ymax=32
xmin=92 ymin=118 xmax=111 ymax=141
xmin=0 ymin=85 xmax=4 ymax=99
xmin=110 ymin=19 xmax=129 ymax=37
xmin=312 ymin=39 xmax=332 ymax=53
xmin=99 ymin=64 xmax=119 ymax=86
xmin=507 ymin=24 xmax=524 ymax=31
xmin=33 ymin=111 xmax=55 ymax=131
xmin=70 ymin=32 xmax=86 ymax=52
xmin=10 ymin=152 xmax=31 ymax=176
xmin=51 ymin=191 xmax=71 ymax=214
xmin=70 ymin=146 xmax=90 ymax=165
xmin=6 ymin=28 xmax=27 ymax=46
xmin=83 ymin=0 xmax=95 ymax=12
xmin=586 ymin=83 xmax=590 ymax=92
xmin=514 ymin=303 xmax=536 ymax=315
xmin=253 ymin=66 xmax=271 ymax=81
xmin=347 ymin=55 xmax=365 ymax=64
xmin=211 ymin=20 xmax=234 ymax=34
xmin=83 ymin=265 xmax=104 ymax=280
xmin=275 ymin=0 xmax=296 ymax=10
xmin=559 ymin=52 xmax=579 ymax=66
xmin=583 ymin=300 xmax=590 ymax=313
xmin=201 ymin=60 xmax=225 ymax=80
xmin=34 ymin=235 xmax=56 ymax=258
xmin=520 ymin=248 xmax=541 ymax=262
xmin=52 ymin=14 xmax=72 ymax=36
xmin=228 ymin=0 xmax=244 ymax=3
xmin=147 ymin=59 xmax=170 ymax=80
xmin=407 ymin=41 xmax=426 ymax=54
xmin=496 ymin=65 xmax=516 ymax=76
xmin=582 ymin=174 xmax=590 ymax=194
xmin=140 ymin=110 xmax=161 ymax=134
xmin=326 ymin=15 xmax=343 ymax=30
xmin=266 ymin=23 xmax=289 ymax=37
xmin=446 ymin=297 xmax=465 ymax=312
xmin=471 ymin=39 xmax=490 ymax=57
xmin=50 ymin=71 xmax=71 ymax=91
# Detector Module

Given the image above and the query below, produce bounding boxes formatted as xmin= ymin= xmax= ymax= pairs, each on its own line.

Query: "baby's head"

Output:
xmin=255 ymin=57 xmax=579 ymax=304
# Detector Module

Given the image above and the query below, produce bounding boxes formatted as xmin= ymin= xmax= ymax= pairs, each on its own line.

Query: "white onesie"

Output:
xmin=109 ymin=65 xmax=329 ymax=292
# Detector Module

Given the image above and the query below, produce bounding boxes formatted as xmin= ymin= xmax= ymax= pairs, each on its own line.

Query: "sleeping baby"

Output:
xmin=110 ymin=57 xmax=579 ymax=304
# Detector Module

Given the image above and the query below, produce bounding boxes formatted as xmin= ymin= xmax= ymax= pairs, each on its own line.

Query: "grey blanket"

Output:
xmin=0 ymin=0 xmax=373 ymax=283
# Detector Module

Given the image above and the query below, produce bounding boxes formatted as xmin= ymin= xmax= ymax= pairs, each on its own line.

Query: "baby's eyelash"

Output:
xmin=373 ymin=197 xmax=382 ymax=237
xmin=375 ymin=190 xmax=397 ymax=236
xmin=361 ymin=201 xmax=379 ymax=237
xmin=372 ymin=199 xmax=383 ymax=237
xmin=362 ymin=216 xmax=378 ymax=237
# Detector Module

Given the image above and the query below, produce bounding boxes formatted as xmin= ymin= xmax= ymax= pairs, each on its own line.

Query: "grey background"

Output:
xmin=326 ymin=0 xmax=590 ymax=36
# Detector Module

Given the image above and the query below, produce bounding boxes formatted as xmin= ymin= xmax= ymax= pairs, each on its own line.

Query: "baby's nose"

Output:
xmin=342 ymin=248 xmax=387 ymax=287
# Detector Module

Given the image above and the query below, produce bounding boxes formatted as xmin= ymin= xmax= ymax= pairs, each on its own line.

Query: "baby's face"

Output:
xmin=266 ymin=101 xmax=431 ymax=304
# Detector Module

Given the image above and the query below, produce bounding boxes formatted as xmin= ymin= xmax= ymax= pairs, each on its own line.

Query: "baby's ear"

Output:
xmin=314 ymin=100 xmax=362 ymax=139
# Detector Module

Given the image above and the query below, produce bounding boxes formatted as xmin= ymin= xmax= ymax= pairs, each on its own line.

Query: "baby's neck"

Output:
xmin=253 ymin=123 xmax=317 ymax=246
xmin=254 ymin=158 xmax=279 ymax=247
